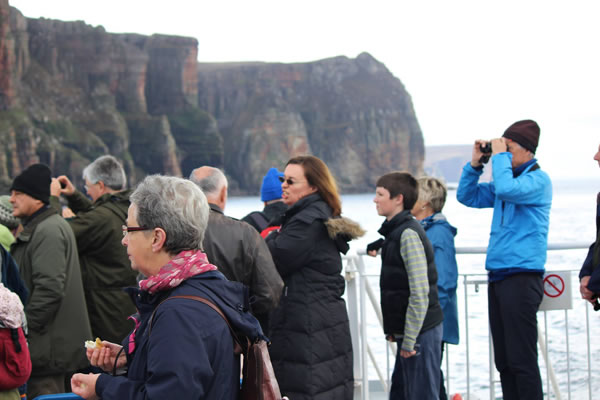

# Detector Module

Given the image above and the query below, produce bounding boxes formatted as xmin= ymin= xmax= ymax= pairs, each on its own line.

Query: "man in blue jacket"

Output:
xmin=457 ymin=120 xmax=552 ymax=400
xmin=579 ymin=143 xmax=600 ymax=305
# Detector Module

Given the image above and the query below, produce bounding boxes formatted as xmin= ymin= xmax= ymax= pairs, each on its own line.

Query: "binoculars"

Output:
xmin=479 ymin=142 xmax=492 ymax=164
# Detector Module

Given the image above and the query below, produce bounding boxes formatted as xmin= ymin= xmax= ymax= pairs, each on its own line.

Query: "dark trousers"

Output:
xmin=389 ymin=323 xmax=442 ymax=400
xmin=488 ymin=273 xmax=544 ymax=400
xmin=439 ymin=342 xmax=447 ymax=400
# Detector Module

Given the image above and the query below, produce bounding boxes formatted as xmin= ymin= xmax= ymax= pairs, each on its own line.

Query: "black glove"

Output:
xmin=366 ymin=238 xmax=384 ymax=253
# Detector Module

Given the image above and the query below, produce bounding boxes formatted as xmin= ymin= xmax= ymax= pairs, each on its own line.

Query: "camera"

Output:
xmin=480 ymin=142 xmax=492 ymax=153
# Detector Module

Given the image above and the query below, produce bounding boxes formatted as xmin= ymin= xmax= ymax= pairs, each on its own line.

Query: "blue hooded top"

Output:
xmin=419 ymin=212 xmax=459 ymax=345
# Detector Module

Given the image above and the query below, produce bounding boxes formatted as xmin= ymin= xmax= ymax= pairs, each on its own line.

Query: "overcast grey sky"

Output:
xmin=9 ymin=0 xmax=600 ymax=178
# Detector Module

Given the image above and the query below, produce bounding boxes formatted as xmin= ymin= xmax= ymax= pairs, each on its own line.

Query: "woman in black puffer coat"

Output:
xmin=266 ymin=155 xmax=364 ymax=400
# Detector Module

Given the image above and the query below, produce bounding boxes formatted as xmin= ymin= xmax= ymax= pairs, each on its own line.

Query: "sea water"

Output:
xmin=227 ymin=177 xmax=599 ymax=399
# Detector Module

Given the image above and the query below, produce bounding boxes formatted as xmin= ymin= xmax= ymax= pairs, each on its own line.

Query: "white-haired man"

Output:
xmin=50 ymin=155 xmax=137 ymax=343
xmin=190 ymin=166 xmax=283 ymax=332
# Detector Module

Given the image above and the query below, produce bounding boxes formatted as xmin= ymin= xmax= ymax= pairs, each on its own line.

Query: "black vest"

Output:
xmin=379 ymin=210 xmax=444 ymax=335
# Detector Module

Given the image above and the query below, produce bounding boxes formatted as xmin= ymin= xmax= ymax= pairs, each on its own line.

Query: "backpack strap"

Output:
xmin=149 ymin=295 xmax=246 ymax=355
xmin=248 ymin=211 xmax=270 ymax=232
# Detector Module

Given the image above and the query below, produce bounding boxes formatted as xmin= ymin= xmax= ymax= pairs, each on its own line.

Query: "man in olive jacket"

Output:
xmin=190 ymin=166 xmax=283 ymax=333
xmin=50 ymin=155 xmax=137 ymax=344
xmin=9 ymin=164 xmax=92 ymax=399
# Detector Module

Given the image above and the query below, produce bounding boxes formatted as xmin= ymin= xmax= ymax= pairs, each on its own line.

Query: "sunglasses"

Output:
xmin=278 ymin=176 xmax=306 ymax=185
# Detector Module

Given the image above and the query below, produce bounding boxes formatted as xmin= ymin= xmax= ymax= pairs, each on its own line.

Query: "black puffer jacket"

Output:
xmin=266 ymin=193 xmax=364 ymax=400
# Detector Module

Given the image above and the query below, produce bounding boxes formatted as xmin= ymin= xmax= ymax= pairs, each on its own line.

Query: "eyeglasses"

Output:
xmin=122 ymin=225 xmax=152 ymax=237
xmin=278 ymin=176 xmax=306 ymax=185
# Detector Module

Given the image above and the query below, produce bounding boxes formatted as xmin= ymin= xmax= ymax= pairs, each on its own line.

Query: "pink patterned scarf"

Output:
xmin=139 ymin=249 xmax=217 ymax=294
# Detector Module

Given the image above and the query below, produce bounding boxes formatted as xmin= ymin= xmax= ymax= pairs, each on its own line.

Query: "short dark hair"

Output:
xmin=375 ymin=171 xmax=418 ymax=210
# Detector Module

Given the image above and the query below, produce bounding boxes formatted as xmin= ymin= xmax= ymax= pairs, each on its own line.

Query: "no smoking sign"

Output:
xmin=539 ymin=271 xmax=572 ymax=311
xmin=544 ymin=274 xmax=565 ymax=298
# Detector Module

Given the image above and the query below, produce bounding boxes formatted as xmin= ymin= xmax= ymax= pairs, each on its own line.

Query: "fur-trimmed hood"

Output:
xmin=325 ymin=216 xmax=365 ymax=240
xmin=325 ymin=216 xmax=365 ymax=255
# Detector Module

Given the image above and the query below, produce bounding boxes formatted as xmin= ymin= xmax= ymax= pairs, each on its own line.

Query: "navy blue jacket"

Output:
xmin=95 ymin=271 xmax=263 ymax=400
xmin=579 ymin=193 xmax=600 ymax=293
xmin=0 ymin=245 xmax=28 ymax=305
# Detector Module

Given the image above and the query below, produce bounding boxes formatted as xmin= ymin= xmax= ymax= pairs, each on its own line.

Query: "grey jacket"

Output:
xmin=11 ymin=207 xmax=92 ymax=376
xmin=202 ymin=204 xmax=283 ymax=320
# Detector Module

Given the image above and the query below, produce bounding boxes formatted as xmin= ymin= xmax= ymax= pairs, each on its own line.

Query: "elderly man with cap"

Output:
xmin=9 ymin=163 xmax=92 ymax=399
xmin=242 ymin=167 xmax=288 ymax=233
xmin=457 ymin=120 xmax=552 ymax=400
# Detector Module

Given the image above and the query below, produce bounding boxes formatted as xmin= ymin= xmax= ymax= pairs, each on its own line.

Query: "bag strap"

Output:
xmin=248 ymin=211 xmax=270 ymax=232
xmin=149 ymin=294 xmax=246 ymax=355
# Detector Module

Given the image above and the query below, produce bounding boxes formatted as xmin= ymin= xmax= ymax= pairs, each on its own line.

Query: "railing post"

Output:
xmin=356 ymin=255 xmax=370 ymax=400
xmin=463 ymin=274 xmax=471 ymax=400
xmin=344 ymin=256 xmax=363 ymax=399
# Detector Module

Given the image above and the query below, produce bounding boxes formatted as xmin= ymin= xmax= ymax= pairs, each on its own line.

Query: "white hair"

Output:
xmin=130 ymin=175 xmax=209 ymax=254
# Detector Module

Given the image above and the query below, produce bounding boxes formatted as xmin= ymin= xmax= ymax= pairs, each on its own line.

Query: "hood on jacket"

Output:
xmin=420 ymin=212 xmax=457 ymax=236
xmin=325 ymin=216 xmax=365 ymax=255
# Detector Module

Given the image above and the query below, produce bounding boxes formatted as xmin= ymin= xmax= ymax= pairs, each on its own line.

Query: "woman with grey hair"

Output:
xmin=411 ymin=176 xmax=459 ymax=400
xmin=70 ymin=175 xmax=263 ymax=400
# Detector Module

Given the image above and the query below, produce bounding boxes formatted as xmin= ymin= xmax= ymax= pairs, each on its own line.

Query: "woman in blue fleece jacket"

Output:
xmin=412 ymin=176 xmax=459 ymax=400
xmin=71 ymin=175 xmax=263 ymax=400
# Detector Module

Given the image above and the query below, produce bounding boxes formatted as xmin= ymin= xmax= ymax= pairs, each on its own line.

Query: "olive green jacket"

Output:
xmin=51 ymin=190 xmax=137 ymax=343
xmin=11 ymin=207 xmax=91 ymax=376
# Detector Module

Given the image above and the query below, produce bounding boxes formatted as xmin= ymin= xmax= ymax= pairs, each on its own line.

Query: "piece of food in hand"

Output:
xmin=84 ymin=337 xmax=103 ymax=349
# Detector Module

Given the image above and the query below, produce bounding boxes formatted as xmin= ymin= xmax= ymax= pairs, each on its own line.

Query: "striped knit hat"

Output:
xmin=0 ymin=195 xmax=19 ymax=230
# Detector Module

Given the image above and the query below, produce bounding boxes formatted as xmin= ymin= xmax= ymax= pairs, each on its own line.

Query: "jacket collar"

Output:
xmin=17 ymin=206 xmax=58 ymax=243
xmin=209 ymin=203 xmax=224 ymax=215
xmin=378 ymin=209 xmax=413 ymax=237
xmin=94 ymin=189 xmax=131 ymax=206
xmin=281 ymin=193 xmax=332 ymax=224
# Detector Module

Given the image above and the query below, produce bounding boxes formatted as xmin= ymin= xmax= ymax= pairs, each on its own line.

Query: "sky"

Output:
xmin=8 ymin=0 xmax=600 ymax=179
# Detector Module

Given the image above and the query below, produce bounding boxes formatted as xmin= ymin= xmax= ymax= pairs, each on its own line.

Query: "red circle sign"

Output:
xmin=543 ymin=274 xmax=565 ymax=298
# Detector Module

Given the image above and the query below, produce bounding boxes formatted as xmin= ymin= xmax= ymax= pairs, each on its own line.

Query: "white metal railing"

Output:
xmin=344 ymin=241 xmax=594 ymax=400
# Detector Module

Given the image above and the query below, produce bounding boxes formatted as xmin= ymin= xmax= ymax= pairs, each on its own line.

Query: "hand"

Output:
xmin=400 ymin=349 xmax=417 ymax=358
xmin=491 ymin=137 xmax=507 ymax=155
xmin=71 ymin=373 xmax=99 ymax=400
xmin=580 ymin=276 xmax=596 ymax=303
xmin=50 ymin=178 xmax=62 ymax=197
xmin=62 ymin=207 xmax=76 ymax=218
xmin=87 ymin=341 xmax=126 ymax=372
xmin=470 ymin=140 xmax=488 ymax=168
xmin=56 ymin=175 xmax=76 ymax=196
xmin=366 ymin=238 xmax=384 ymax=256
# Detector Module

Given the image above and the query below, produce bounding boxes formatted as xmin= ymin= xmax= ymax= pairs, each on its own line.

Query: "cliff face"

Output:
xmin=198 ymin=54 xmax=423 ymax=192
xmin=0 ymin=1 xmax=424 ymax=194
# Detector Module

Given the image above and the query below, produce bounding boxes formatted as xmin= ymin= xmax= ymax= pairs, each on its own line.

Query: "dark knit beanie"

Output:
xmin=9 ymin=163 xmax=52 ymax=204
xmin=502 ymin=119 xmax=540 ymax=154
xmin=260 ymin=167 xmax=284 ymax=202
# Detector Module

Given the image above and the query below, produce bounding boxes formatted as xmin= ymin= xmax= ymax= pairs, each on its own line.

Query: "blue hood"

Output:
xmin=419 ymin=213 xmax=457 ymax=237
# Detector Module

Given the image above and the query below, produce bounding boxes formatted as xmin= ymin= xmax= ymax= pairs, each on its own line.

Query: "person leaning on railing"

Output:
xmin=579 ymin=144 xmax=600 ymax=308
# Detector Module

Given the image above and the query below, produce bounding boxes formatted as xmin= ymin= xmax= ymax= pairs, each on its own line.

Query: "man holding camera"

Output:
xmin=457 ymin=120 xmax=552 ymax=400
xmin=579 ymin=144 xmax=600 ymax=307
